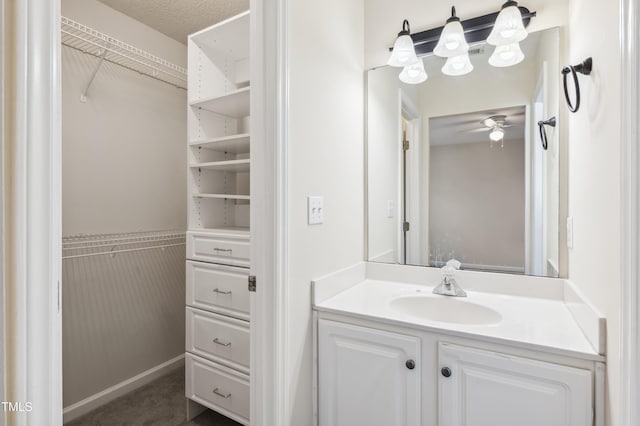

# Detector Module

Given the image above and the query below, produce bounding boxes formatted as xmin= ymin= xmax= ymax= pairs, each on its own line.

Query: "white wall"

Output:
xmin=61 ymin=0 xmax=187 ymax=235
xmin=429 ymin=140 xmax=525 ymax=269
xmin=364 ymin=0 xmax=569 ymax=69
xmin=286 ymin=0 xmax=365 ymax=423
xmin=567 ymin=0 xmax=621 ymax=424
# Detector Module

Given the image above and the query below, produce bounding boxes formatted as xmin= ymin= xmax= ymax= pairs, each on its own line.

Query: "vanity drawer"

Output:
xmin=186 ymin=353 xmax=250 ymax=426
xmin=186 ymin=307 xmax=250 ymax=373
xmin=187 ymin=231 xmax=250 ymax=267
xmin=186 ymin=261 xmax=250 ymax=320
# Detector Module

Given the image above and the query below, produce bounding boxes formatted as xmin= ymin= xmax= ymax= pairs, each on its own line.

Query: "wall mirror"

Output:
xmin=366 ymin=27 xmax=561 ymax=277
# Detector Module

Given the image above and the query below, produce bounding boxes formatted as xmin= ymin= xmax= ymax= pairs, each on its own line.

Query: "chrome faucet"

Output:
xmin=432 ymin=259 xmax=467 ymax=297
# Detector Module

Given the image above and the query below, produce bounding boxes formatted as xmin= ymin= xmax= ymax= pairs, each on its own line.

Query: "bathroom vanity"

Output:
xmin=312 ymin=262 xmax=605 ymax=426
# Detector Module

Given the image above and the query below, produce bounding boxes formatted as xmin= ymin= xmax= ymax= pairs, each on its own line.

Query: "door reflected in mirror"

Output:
xmin=366 ymin=27 xmax=561 ymax=277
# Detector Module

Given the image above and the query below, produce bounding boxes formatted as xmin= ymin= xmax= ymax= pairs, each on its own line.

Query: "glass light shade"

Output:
xmin=388 ymin=34 xmax=419 ymax=67
xmin=399 ymin=60 xmax=428 ymax=84
xmin=433 ymin=20 xmax=469 ymax=58
xmin=489 ymin=127 xmax=504 ymax=142
xmin=487 ymin=5 xmax=528 ymax=45
xmin=489 ymin=43 xmax=525 ymax=67
xmin=441 ymin=53 xmax=473 ymax=76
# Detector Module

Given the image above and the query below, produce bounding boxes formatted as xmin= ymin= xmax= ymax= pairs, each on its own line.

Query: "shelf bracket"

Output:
xmin=80 ymin=45 xmax=109 ymax=103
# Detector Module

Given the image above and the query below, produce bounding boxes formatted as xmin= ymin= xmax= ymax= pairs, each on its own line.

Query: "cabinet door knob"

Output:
xmin=405 ymin=359 xmax=416 ymax=370
xmin=441 ymin=367 xmax=452 ymax=377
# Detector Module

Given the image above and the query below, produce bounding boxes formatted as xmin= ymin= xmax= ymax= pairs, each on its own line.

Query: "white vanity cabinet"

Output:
xmin=318 ymin=320 xmax=421 ymax=426
xmin=315 ymin=315 xmax=602 ymax=426
xmin=438 ymin=343 xmax=593 ymax=426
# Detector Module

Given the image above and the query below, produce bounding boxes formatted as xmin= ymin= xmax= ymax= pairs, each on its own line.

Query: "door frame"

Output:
xmin=250 ymin=0 xmax=288 ymax=424
xmin=620 ymin=0 xmax=640 ymax=424
xmin=3 ymin=0 xmax=63 ymax=423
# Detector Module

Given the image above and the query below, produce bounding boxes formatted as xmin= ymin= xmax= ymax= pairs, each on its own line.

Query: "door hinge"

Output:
xmin=248 ymin=275 xmax=257 ymax=292
xmin=403 ymin=221 xmax=410 ymax=232
xmin=403 ymin=140 xmax=410 ymax=151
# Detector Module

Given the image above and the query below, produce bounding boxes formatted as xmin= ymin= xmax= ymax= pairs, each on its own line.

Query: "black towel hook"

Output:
xmin=562 ymin=57 xmax=592 ymax=113
xmin=537 ymin=116 xmax=556 ymax=150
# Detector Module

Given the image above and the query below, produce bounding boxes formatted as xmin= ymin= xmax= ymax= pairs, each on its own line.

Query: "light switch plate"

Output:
xmin=386 ymin=200 xmax=394 ymax=218
xmin=308 ymin=196 xmax=324 ymax=225
xmin=566 ymin=216 xmax=574 ymax=249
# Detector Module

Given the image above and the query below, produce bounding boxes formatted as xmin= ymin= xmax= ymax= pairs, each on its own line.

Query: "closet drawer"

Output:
xmin=187 ymin=261 xmax=250 ymax=320
xmin=186 ymin=353 xmax=250 ymax=426
xmin=186 ymin=307 xmax=250 ymax=373
xmin=187 ymin=231 xmax=250 ymax=267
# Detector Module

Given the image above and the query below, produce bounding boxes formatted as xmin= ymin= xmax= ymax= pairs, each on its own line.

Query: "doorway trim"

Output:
xmin=250 ymin=0 xmax=288 ymax=424
xmin=620 ymin=0 xmax=640 ymax=424
xmin=3 ymin=0 xmax=63 ymax=424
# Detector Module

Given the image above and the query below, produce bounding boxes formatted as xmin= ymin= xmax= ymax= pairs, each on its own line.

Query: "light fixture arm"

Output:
xmin=388 ymin=6 xmax=536 ymax=56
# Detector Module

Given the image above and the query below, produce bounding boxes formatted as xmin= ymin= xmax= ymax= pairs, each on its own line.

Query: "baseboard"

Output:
xmin=63 ymin=354 xmax=185 ymax=423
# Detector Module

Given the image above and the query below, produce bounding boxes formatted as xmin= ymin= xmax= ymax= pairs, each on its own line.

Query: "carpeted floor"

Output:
xmin=66 ymin=367 xmax=242 ymax=426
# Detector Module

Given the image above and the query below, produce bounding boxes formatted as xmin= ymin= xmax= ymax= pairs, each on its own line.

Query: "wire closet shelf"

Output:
xmin=62 ymin=230 xmax=186 ymax=259
xmin=61 ymin=16 xmax=187 ymax=90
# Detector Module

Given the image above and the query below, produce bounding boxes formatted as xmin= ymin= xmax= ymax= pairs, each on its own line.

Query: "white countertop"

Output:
xmin=314 ymin=276 xmax=604 ymax=362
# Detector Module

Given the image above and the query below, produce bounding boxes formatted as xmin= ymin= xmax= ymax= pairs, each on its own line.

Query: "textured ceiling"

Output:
xmin=98 ymin=0 xmax=249 ymax=44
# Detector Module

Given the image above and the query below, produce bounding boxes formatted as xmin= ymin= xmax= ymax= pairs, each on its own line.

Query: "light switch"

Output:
xmin=387 ymin=200 xmax=394 ymax=218
xmin=308 ymin=196 xmax=324 ymax=225
xmin=566 ymin=216 xmax=574 ymax=249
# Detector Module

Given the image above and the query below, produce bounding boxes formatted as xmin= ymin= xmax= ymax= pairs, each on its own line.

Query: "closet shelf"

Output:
xmin=190 ymin=11 xmax=250 ymax=62
xmin=190 ymin=133 xmax=250 ymax=153
xmin=193 ymin=193 xmax=250 ymax=201
xmin=190 ymin=226 xmax=250 ymax=236
xmin=61 ymin=16 xmax=187 ymax=90
xmin=189 ymin=87 xmax=250 ymax=118
xmin=190 ymin=159 xmax=250 ymax=172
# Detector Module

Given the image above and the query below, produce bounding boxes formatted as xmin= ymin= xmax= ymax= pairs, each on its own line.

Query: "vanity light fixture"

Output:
xmin=487 ymin=1 xmax=529 ymax=46
xmin=387 ymin=4 xmax=535 ymax=82
xmin=433 ymin=7 xmax=469 ymax=58
xmin=400 ymin=59 xmax=428 ymax=84
xmin=388 ymin=20 xmax=419 ymax=67
xmin=488 ymin=42 xmax=525 ymax=67
xmin=442 ymin=53 xmax=473 ymax=76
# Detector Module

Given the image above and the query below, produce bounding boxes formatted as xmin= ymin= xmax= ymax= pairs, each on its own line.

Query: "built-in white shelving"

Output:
xmin=190 ymin=159 xmax=250 ymax=172
xmin=185 ymin=10 xmax=251 ymax=425
xmin=189 ymin=87 xmax=250 ymax=118
xmin=193 ymin=193 xmax=250 ymax=201
xmin=189 ymin=133 xmax=250 ymax=153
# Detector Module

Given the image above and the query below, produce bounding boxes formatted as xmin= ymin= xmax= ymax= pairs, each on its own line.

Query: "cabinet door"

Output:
xmin=439 ymin=343 xmax=592 ymax=426
xmin=318 ymin=319 xmax=420 ymax=426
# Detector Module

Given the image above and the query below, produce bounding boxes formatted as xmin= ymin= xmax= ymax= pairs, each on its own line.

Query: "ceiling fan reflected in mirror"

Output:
xmin=473 ymin=114 xmax=513 ymax=148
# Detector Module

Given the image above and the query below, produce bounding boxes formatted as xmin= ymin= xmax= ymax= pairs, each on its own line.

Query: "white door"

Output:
xmin=439 ymin=343 xmax=593 ymax=426
xmin=318 ymin=320 xmax=421 ymax=426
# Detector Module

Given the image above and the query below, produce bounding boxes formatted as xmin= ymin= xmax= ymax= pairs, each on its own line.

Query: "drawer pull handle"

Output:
xmin=213 ymin=338 xmax=232 ymax=347
xmin=213 ymin=288 xmax=232 ymax=295
xmin=213 ymin=388 xmax=231 ymax=399
xmin=213 ymin=248 xmax=233 ymax=253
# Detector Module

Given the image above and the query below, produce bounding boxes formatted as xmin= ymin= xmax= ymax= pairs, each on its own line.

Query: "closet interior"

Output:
xmin=60 ymin=1 xmax=251 ymax=424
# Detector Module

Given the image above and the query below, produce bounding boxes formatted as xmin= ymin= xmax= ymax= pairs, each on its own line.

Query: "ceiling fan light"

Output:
xmin=399 ymin=59 xmax=428 ymax=84
xmin=489 ymin=127 xmax=505 ymax=142
xmin=442 ymin=53 xmax=473 ymax=76
xmin=487 ymin=2 xmax=528 ymax=46
xmin=434 ymin=19 xmax=469 ymax=58
xmin=388 ymin=20 xmax=419 ymax=67
xmin=489 ymin=42 xmax=525 ymax=67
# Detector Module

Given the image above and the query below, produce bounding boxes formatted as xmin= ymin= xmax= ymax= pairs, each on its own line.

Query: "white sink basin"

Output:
xmin=389 ymin=295 xmax=502 ymax=325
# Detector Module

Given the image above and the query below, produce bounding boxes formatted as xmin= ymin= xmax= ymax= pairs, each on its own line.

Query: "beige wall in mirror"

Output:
xmin=366 ymin=27 xmax=562 ymax=277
